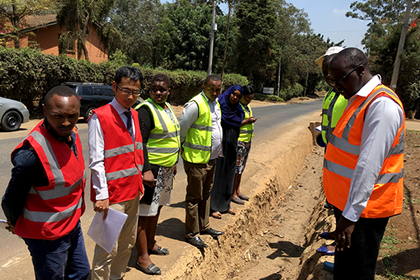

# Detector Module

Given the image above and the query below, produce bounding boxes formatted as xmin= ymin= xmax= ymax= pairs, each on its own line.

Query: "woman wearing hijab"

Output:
xmin=210 ymin=85 xmax=244 ymax=219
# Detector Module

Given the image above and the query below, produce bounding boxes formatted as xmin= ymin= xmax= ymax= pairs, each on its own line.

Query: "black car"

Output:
xmin=63 ymin=82 xmax=140 ymax=121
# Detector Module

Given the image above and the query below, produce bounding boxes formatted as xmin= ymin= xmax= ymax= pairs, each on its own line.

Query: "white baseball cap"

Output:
xmin=315 ymin=46 xmax=344 ymax=68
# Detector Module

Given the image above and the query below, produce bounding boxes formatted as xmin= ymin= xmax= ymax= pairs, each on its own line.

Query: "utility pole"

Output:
xmin=304 ymin=70 xmax=309 ymax=96
xmin=220 ymin=0 xmax=232 ymax=80
xmin=208 ymin=0 xmax=217 ymax=75
xmin=390 ymin=0 xmax=412 ymax=91
xmin=277 ymin=54 xmax=281 ymax=96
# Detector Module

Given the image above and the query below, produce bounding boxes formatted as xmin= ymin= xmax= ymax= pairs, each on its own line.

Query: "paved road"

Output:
xmin=0 ymin=99 xmax=322 ymax=269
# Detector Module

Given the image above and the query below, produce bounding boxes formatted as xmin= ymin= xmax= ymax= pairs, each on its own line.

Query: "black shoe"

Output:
xmin=201 ymin=228 xmax=223 ymax=237
xmin=135 ymin=262 xmax=161 ymax=275
xmin=187 ymin=236 xmax=208 ymax=249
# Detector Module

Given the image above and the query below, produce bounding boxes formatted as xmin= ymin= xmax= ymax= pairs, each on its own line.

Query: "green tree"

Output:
xmin=213 ymin=1 xmax=239 ymax=76
xmin=56 ymin=0 xmax=121 ymax=61
xmin=235 ymin=0 xmax=279 ymax=91
xmin=157 ymin=0 xmax=212 ymax=70
xmin=346 ymin=0 xmax=420 ymax=111
xmin=109 ymin=0 xmax=163 ymax=66
xmin=0 ymin=0 xmax=58 ymax=48
xmin=346 ymin=0 xmax=419 ymax=52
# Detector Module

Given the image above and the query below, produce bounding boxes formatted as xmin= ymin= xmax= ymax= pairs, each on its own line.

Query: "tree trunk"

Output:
xmin=11 ymin=5 xmax=20 ymax=49
xmin=220 ymin=1 xmax=232 ymax=80
xmin=80 ymin=11 xmax=90 ymax=61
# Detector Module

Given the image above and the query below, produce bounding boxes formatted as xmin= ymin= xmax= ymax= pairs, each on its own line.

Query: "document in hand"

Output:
xmin=0 ymin=219 xmax=8 ymax=229
xmin=87 ymin=208 xmax=128 ymax=253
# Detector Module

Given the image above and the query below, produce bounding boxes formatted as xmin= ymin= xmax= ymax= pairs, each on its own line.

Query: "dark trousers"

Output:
xmin=184 ymin=159 xmax=216 ymax=238
xmin=23 ymin=221 xmax=90 ymax=280
xmin=333 ymin=208 xmax=389 ymax=280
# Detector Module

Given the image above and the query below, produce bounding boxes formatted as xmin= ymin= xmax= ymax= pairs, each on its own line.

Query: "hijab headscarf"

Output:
xmin=218 ymin=85 xmax=244 ymax=128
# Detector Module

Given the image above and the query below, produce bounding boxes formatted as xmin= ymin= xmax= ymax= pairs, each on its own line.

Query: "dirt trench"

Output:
xmin=162 ymin=118 xmax=335 ymax=280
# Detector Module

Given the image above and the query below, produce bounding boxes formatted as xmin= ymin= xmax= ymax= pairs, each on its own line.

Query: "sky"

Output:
xmin=162 ymin=0 xmax=369 ymax=50
xmin=287 ymin=0 xmax=369 ymax=49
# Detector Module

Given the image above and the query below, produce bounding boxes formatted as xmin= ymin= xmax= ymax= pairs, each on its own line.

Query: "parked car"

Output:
xmin=63 ymin=82 xmax=141 ymax=121
xmin=0 ymin=97 xmax=30 ymax=132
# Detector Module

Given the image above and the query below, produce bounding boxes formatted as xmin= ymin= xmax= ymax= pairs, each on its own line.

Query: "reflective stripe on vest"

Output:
xmin=138 ymin=99 xmax=180 ymax=167
xmin=104 ymin=143 xmax=143 ymax=159
xmin=184 ymin=141 xmax=212 ymax=151
xmin=321 ymin=89 xmax=347 ymax=144
xmin=26 ymin=131 xmax=85 ymax=200
xmin=106 ymin=167 xmax=139 ymax=181
xmin=103 ymin=142 xmax=143 ymax=181
xmin=321 ymin=89 xmax=335 ymax=143
xmin=23 ymin=196 xmax=83 ymax=223
xmin=323 ymin=85 xmax=405 ymax=218
xmin=238 ymin=103 xmax=254 ymax=142
xmin=325 ymin=94 xmax=340 ymax=142
xmin=182 ymin=92 xmax=214 ymax=164
xmin=191 ymin=123 xmax=212 ymax=131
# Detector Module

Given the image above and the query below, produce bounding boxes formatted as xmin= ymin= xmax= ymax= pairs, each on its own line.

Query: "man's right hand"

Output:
xmin=94 ymin=198 xmax=109 ymax=220
xmin=6 ymin=220 xmax=15 ymax=234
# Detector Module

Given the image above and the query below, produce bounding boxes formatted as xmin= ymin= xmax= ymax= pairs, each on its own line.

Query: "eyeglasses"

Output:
xmin=330 ymin=64 xmax=362 ymax=87
xmin=116 ymin=83 xmax=140 ymax=96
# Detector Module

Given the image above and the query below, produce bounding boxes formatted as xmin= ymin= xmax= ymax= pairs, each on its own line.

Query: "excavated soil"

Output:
xmin=185 ymin=130 xmax=420 ymax=280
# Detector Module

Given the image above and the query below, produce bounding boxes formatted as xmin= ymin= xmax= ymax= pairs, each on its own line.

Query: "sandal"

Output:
xmin=227 ymin=208 xmax=236 ymax=215
xmin=148 ymin=246 xmax=169 ymax=255
xmin=316 ymin=245 xmax=335 ymax=255
xmin=231 ymin=196 xmax=245 ymax=205
xmin=323 ymin=261 xmax=334 ymax=272
xmin=135 ymin=262 xmax=161 ymax=275
xmin=238 ymin=194 xmax=249 ymax=201
xmin=211 ymin=211 xmax=222 ymax=219
xmin=319 ymin=231 xmax=335 ymax=240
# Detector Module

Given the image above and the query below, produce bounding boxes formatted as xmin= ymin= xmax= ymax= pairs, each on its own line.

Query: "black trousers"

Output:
xmin=333 ymin=207 xmax=389 ymax=280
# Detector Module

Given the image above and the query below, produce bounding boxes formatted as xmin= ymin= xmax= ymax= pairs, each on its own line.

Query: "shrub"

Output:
xmin=254 ymin=93 xmax=266 ymax=101
xmin=0 ymin=47 xmax=248 ymax=113
xmin=265 ymin=95 xmax=284 ymax=102
xmin=278 ymin=83 xmax=304 ymax=101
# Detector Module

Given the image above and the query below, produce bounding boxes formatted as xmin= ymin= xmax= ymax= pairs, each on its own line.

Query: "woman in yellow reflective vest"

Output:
xmin=134 ymin=74 xmax=180 ymax=275
xmin=232 ymin=85 xmax=257 ymax=204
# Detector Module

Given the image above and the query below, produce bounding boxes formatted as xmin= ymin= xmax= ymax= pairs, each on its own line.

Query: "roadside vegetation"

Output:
xmin=0 ymin=0 xmax=419 ymax=116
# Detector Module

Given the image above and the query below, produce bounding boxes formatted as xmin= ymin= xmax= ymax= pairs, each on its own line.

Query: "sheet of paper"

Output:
xmin=0 ymin=219 xmax=8 ymax=230
xmin=87 ymin=208 xmax=128 ymax=254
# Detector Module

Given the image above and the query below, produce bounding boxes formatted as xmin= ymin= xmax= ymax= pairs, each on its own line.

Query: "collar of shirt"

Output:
xmin=201 ymin=91 xmax=217 ymax=106
xmin=110 ymin=97 xmax=131 ymax=116
xmin=351 ymin=74 xmax=382 ymax=100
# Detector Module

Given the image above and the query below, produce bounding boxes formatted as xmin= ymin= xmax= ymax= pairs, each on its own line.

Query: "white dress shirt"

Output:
xmin=343 ymin=75 xmax=404 ymax=222
xmin=88 ymin=98 xmax=136 ymax=201
xmin=179 ymin=92 xmax=223 ymax=160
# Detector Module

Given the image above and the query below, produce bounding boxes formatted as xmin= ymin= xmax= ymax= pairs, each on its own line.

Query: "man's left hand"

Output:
xmin=335 ymin=216 xmax=356 ymax=251
xmin=143 ymin=170 xmax=154 ymax=187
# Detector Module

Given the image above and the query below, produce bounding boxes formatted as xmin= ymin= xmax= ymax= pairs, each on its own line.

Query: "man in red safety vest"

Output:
xmin=2 ymin=86 xmax=90 ymax=279
xmin=88 ymin=66 xmax=154 ymax=280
